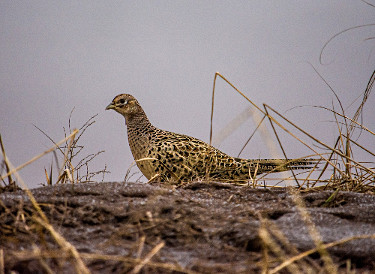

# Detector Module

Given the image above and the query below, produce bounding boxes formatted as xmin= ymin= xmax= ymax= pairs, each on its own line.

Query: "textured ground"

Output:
xmin=1 ymin=181 xmax=375 ymax=273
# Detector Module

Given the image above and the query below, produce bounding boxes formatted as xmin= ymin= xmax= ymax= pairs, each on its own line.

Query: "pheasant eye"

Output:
xmin=119 ymin=99 xmax=126 ymax=104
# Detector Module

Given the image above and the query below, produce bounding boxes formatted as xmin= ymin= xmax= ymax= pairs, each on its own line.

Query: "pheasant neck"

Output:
xmin=124 ymin=111 xmax=156 ymax=162
xmin=125 ymin=111 xmax=156 ymax=141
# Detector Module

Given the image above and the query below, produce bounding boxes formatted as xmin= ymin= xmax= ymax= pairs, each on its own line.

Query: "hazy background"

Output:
xmin=1 ymin=1 xmax=374 ymax=188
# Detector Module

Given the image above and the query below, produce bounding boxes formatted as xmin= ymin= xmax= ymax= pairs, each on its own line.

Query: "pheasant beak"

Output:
xmin=105 ymin=102 xmax=116 ymax=110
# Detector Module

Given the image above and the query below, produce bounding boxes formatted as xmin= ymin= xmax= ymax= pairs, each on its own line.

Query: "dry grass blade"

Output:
xmin=349 ymin=69 xmax=374 ymax=132
xmin=314 ymin=137 xmax=340 ymax=185
xmin=361 ymin=0 xmax=375 ymax=7
xmin=136 ymin=236 xmax=146 ymax=259
xmin=209 ymin=73 xmax=280 ymax=161
xmin=270 ymin=234 xmax=375 ymax=274
xmin=44 ymin=166 xmax=52 ymax=186
xmin=210 ymin=72 xmax=299 ymax=143
xmin=33 ymin=124 xmax=65 ymax=155
xmin=72 ymin=114 xmax=98 ymax=151
xmin=33 ymin=216 xmax=90 ymax=274
xmin=319 ymin=24 xmax=375 ymax=64
xmin=310 ymin=65 xmax=351 ymax=174
xmin=237 ymin=114 xmax=266 ymax=157
xmin=288 ymin=188 xmax=337 ymax=273
xmin=30 ymin=245 xmax=54 ymax=274
xmin=209 ymin=72 xmax=267 ymax=146
xmin=0 ymin=135 xmax=14 ymax=187
xmin=264 ymin=104 xmax=374 ymax=176
xmin=330 ymin=102 xmax=352 ymax=177
xmin=258 ymin=217 xmax=302 ymax=273
xmin=81 ymin=251 xmax=196 ymax=274
xmin=211 ymin=107 xmax=253 ymax=147
xmin=124 ymin=160 xmax=141 ymax=182
xmin=58 ymin=129 xmax=77 ymax=183
xmin=11 ymin=249 xmax=196 ymax=274
xmin=312 ymin=105 xmax=375 ymax=136
xmin=0 ymin=249 xmax=4 ymax=274
xmin=130 ymin=241 xmax=165 ymax=274
xmin=263 ymin=105 xmax=301 ymax=187
xmin=0 ymin=129 xmax=79 ymax=182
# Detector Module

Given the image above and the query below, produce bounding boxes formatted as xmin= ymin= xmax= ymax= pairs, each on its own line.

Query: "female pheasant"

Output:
xmin=106 ymin=94 xmax=315 ymax=183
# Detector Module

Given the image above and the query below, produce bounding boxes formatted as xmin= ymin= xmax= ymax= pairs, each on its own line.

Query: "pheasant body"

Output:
xmin=106 ymin=94 xmax=314 ymax=182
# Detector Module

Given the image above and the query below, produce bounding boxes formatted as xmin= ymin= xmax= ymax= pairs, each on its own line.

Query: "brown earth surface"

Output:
xmin=1 ymin=181 xmax=375 ymax=273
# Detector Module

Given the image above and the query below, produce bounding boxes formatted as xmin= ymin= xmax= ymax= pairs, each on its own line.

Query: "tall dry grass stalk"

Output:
xmin=209 ymin=71 xmax=375 ymax=191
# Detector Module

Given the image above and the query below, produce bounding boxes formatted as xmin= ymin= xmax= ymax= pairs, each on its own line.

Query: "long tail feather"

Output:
xmin=238 ymin=158 xmax=318 ymax=174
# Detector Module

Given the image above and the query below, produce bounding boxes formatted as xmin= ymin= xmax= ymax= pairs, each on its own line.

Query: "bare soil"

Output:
xmin=1 ymin=181 xmax=375 ymax=273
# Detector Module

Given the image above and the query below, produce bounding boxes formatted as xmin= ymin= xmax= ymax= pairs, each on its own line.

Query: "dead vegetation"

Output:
xmin=34 ymin=110 xmax=109 ymax=185
xmin=1 ymin=111 xmax=108 ymax=191
xmin=208 ymin=69 xmax=375 ymax=194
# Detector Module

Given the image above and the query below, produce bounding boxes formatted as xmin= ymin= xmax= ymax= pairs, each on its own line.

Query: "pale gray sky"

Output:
xmin=1 ymin=1 xmax=374 ymax=188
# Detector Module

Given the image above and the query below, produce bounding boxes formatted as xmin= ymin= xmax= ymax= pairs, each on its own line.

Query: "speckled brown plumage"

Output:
xmin=106 ymin=94 xmax=315 ymax=182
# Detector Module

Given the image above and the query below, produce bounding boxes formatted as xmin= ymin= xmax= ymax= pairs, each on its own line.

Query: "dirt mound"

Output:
xmin=1 ymin=182 xmax=375 ymax=273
